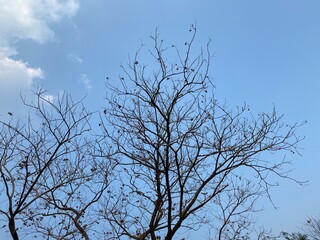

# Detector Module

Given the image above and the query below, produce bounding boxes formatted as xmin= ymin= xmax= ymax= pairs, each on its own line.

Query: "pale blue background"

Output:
xmin=1 ymin=0 xmax=320 ymax=238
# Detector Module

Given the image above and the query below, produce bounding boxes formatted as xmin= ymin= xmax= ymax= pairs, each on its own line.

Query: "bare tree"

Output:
xmin=0 ymin=89 xmax=111 ymax=239
xmin=101 ymin=26 xmax=304 ymax=239
xmin=0 ymin=26 xmax=304 ymax=240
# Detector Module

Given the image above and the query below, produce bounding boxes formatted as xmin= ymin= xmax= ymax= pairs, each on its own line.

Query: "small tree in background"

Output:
xmin=101 ymin=25 xmax=304 ymax=239
xmin=282 ymin=214 xmax=320 ymax=240
xmin=304 ymin=215 xmax=320 ymax=240
xmin=281 ymin=232 xmax=309 ymax=240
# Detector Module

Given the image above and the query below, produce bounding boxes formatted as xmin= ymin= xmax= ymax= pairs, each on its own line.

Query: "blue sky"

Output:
xmin=0 ymin=0 xmax=320 ymax=238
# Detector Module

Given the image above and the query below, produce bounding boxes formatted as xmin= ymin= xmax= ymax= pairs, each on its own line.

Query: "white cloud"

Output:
xmin=80 ymin=74 xmax=92 ymax=90
xmin=0 ymin=54 xmax=44 ymax=114
xmin=0 ymin=56 xmax=43 ymax=88
xmin=0 ymin=0 xmax=80 ymax=114
xmin=0 ymin=0 xmax=79 ymax=44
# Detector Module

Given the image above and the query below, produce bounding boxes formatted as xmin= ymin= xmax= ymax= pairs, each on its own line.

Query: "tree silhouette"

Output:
xmin=0 ymin=90 xmax=111 ymax=239
xmin=101 ymin=26 xmax=304 ymax=239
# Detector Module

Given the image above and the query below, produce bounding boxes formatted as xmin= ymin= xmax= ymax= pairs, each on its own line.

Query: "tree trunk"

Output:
xmin=9 ymin=218 xmax=19 ymax=240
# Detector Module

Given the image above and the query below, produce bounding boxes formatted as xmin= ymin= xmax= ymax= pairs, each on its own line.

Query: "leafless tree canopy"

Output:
xmin=0 ymin=26 xmax=304 ymax=240
xmin=101 ymin=26 xmax=303 ymax=239
xmin=0 ymin=90 xmax=112 ymax=240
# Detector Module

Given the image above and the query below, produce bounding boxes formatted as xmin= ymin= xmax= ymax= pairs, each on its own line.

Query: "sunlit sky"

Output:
xmin=1 ymin=0 xmax=320 ymax=238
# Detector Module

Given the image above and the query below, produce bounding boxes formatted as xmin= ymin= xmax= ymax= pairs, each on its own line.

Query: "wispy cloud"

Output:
xmin=80 ymin=74 xmax=92 ymax=90
xmin=41 ymin=94 xmax=55 ymax=103
xmin=67 ymin=54 xmax=83 ymax=63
